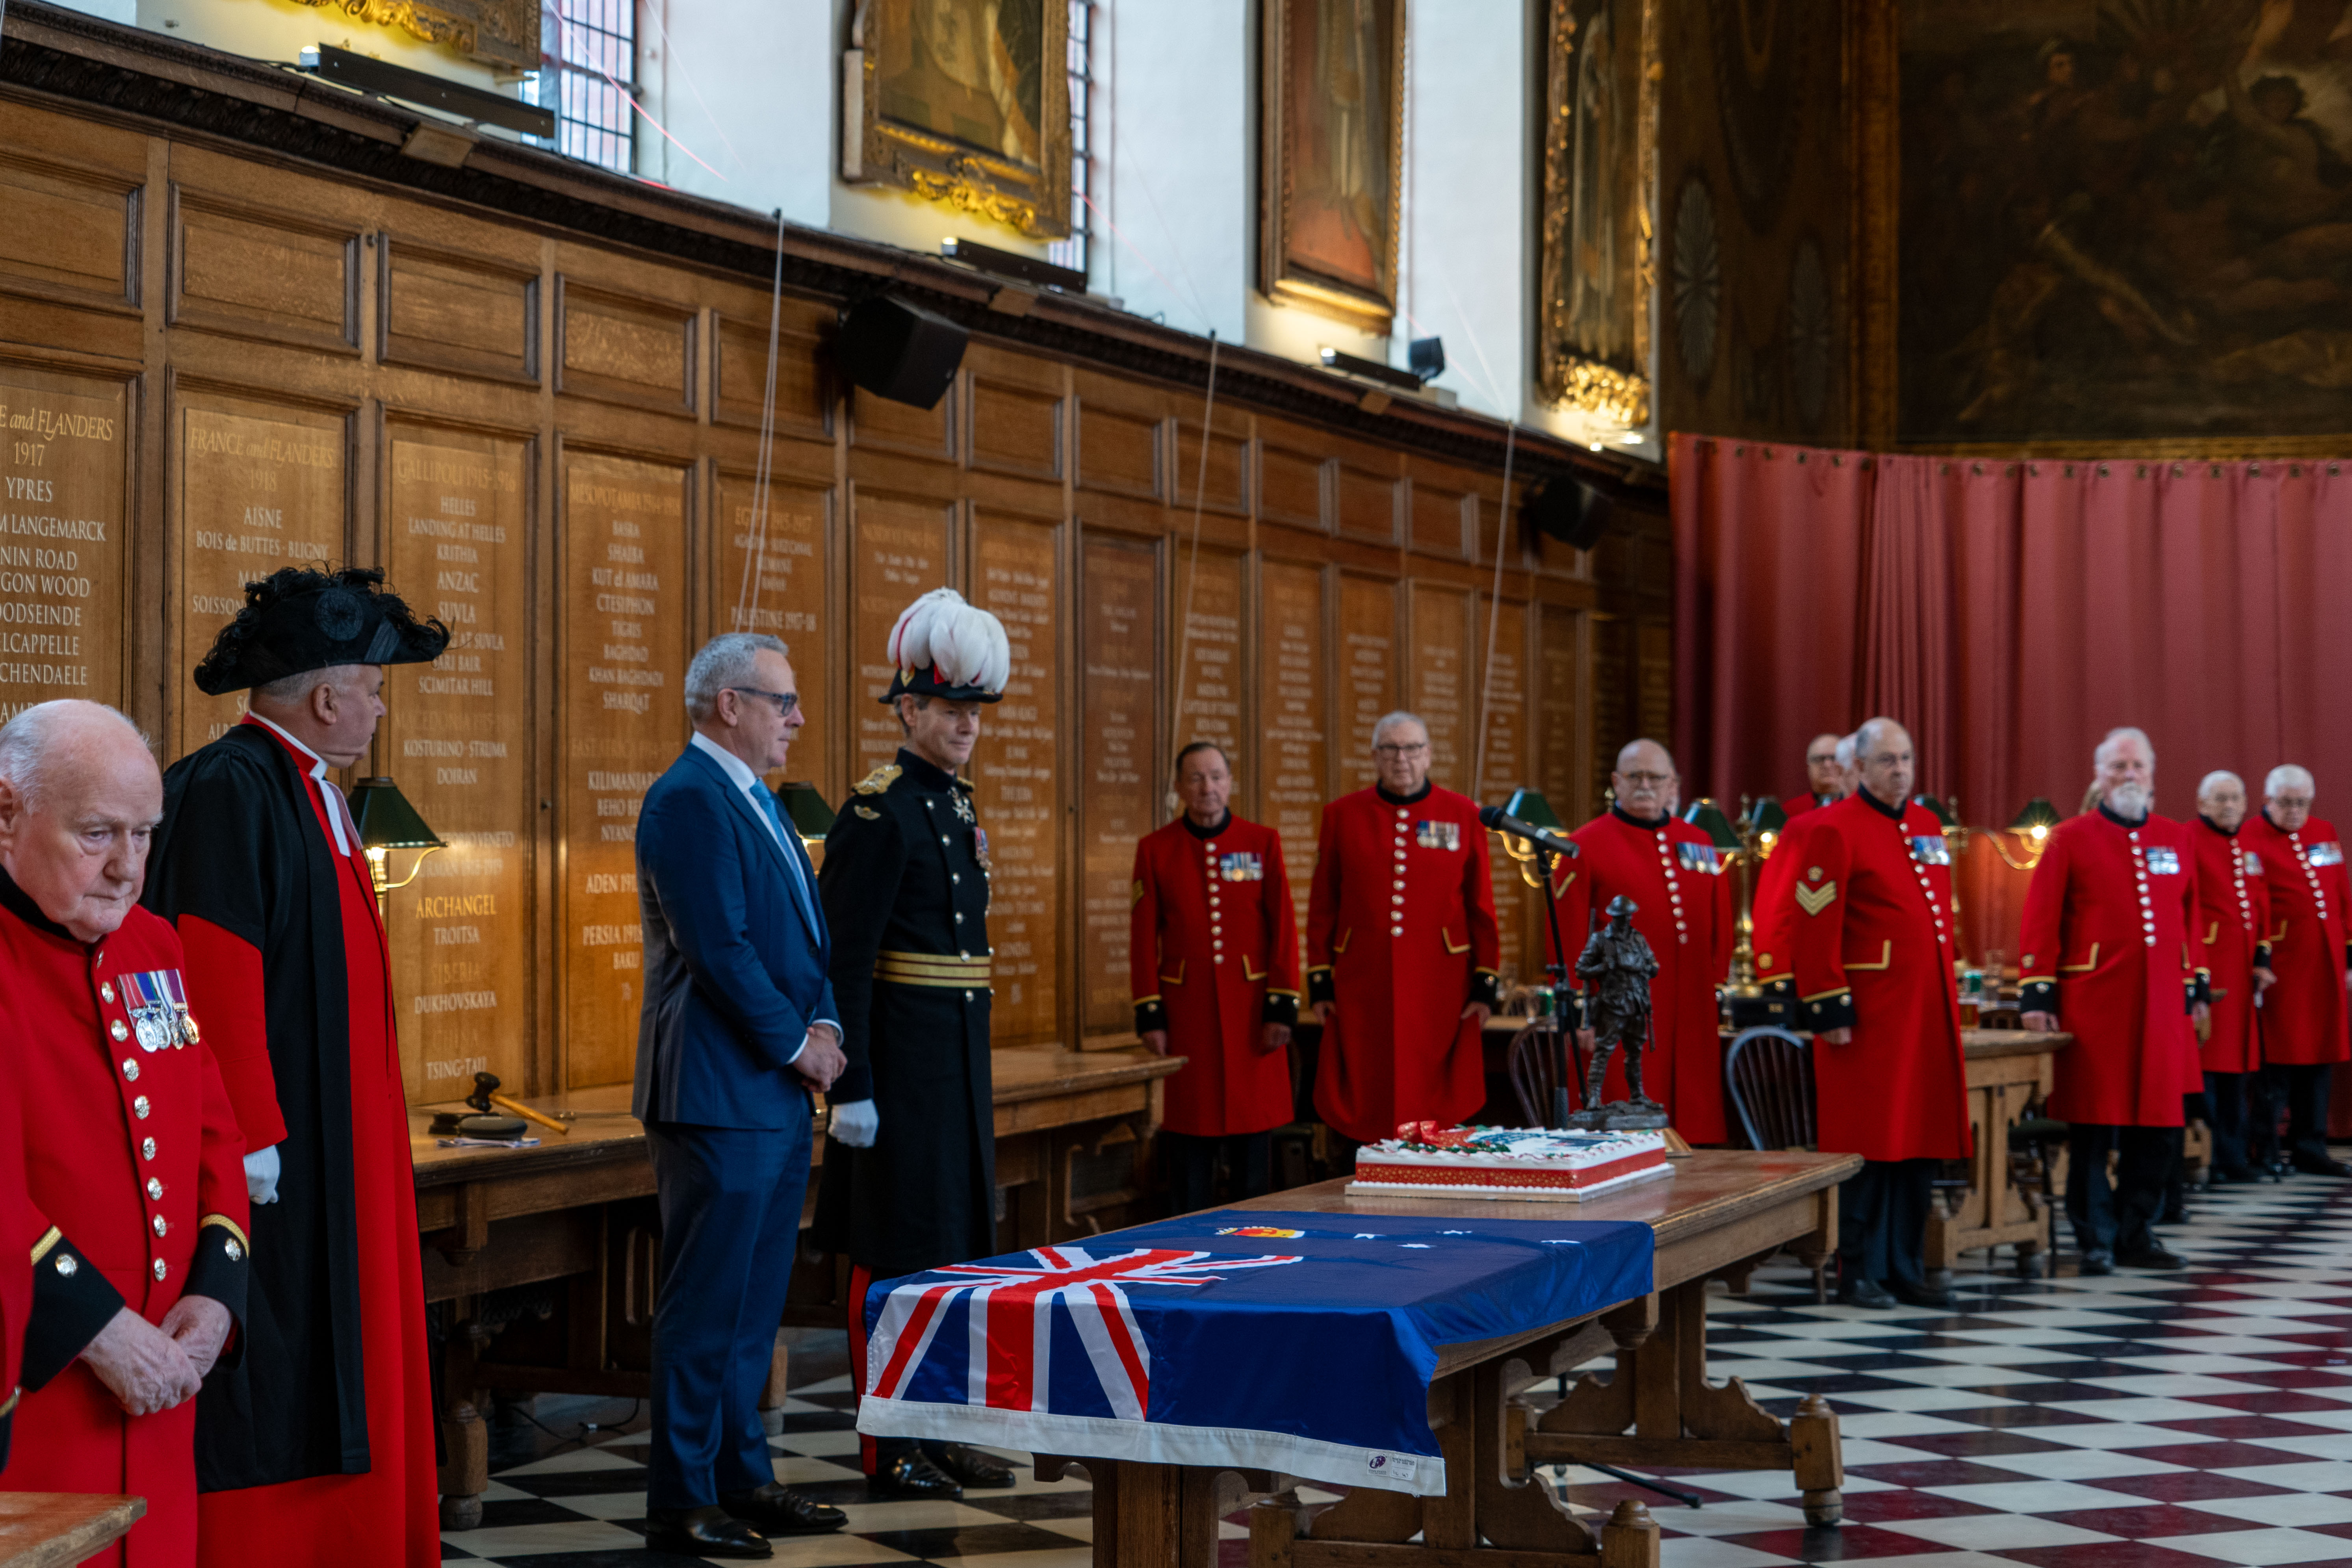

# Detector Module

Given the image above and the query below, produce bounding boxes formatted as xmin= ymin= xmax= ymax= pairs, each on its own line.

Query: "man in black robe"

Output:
xmin=142 ymin=566 xmax=448 ymax=1566
xmin=815 ymin=588 xmax=1014 ymax=1501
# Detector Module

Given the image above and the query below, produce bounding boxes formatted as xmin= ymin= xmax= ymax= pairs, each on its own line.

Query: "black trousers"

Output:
xmin=2066 ymin=1123 xmax=2178 ymax=1256
xmin=1163 ymin=1129 xmax=1273 ymax=1216
xmin=2262 ymin=1062 xmax=2335 ymax=1163
xmin=1838 ymin=1159 xmax=1935 ymax=1288
xmin=2205 ymin=1072 xmax=2255 ymax=1175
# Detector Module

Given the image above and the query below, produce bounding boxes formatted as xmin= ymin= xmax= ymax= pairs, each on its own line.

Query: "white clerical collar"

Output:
xmin=241 ymin=712 xmax=350 ymax=855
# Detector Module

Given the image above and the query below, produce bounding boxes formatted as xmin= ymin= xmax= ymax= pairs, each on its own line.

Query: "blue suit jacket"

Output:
xmin=632 ymin=743 xmax=837 ymax=1130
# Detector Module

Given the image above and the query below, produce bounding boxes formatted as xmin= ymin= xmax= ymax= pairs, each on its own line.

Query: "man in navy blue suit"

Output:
xmin=633 ymin=632 xmax=849 ymax=1558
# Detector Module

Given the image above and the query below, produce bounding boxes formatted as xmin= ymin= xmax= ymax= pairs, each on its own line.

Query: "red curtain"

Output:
xmin=1672 ymin=434 xmax=2352 ymax=960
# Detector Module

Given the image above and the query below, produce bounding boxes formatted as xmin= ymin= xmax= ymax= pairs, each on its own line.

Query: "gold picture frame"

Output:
xmin=1537 ymin=0 xmax=1657 ymax=429
xmin=1258 ymin=0 xmax=1407 ymax=336
xmin=284 ymin=0 xmax=537 ymax=71
xmin=842 ymin=0 xmax=1072 ymax=241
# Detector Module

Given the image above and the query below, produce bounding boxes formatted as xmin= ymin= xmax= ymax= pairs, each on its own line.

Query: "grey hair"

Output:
xmin=2267 ymin=764 xmax=2316 ymax=799
xmin=0 ymin=700 xmax=149 ymax=807
xmin=2094 ymin=726 xmax=2154 ymax=769
xmin=252 ymin=662 xmax=369 ymax=708
xmin=1369 ymin=710 xmax=1426 ymax=749
xmin=1854 ymin=716 xmax=1908 ymax=759
xmin=2196 ymin=770 xmax=2244 ymax=802
xmin=685 ymin=633 xmax=789 ymax=722
xmin=1834 ymin=733 xmax=1859 ymax=768
xmin=1615 ymin=737 xmax=1675 ymax=772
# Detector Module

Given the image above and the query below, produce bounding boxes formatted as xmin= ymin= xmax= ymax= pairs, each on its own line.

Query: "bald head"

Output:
xmin=1613 ymin=739 xmax=1677 ymax=821
xmin=0 ymin=700 xmax=162 ymax=941
xmin=1853 ymin=717 xmax=1915 ymax=810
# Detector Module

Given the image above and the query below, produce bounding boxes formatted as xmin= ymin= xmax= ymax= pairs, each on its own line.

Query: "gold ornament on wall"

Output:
xmin=840 ymin=0 xmax=1071 ymax=241
xmin=282 ymin=0 xmax=536 ymax=71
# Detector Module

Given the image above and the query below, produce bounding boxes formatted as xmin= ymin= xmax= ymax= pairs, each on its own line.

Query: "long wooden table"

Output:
xmin=414 ymin=1047 xmax=1183 ymax=1528
xmin=1037 ymin=1149 xmax=1861 ymax=1568
xmin=0 ymin=1495 xmax=143 ymax=1568
xmin=1926 ymin=1030 xmax=2065 ymax=1278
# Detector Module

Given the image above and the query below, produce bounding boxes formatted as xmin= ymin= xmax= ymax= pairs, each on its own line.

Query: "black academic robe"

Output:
xmin=811 ymin=749 xmax=996 ymax=1279
xmin=143 ymin=723 xmax=369 ymax=1488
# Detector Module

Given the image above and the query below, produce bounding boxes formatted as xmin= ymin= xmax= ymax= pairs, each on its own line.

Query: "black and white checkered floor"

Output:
xmin=445 ymin=1156 xmax=2352 ymax=1568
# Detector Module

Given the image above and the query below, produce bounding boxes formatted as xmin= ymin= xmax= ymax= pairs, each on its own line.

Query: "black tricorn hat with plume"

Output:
xmin=193 ymin=566 xmax=450 ymax=696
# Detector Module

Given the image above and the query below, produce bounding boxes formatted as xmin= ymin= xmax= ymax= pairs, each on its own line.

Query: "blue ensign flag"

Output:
xmin=857 ymin=1209 xmax=1654 ymax=1495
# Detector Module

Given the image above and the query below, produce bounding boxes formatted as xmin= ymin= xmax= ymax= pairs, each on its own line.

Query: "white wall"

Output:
xmin=47 ymin=0 xmax=135 ymax=23
xmin=639 ymin=0 xmax=832 ymax=225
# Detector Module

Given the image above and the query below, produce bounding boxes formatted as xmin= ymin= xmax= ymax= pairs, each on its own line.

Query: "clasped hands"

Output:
xmin=794 ymin=1022 xmax=846 ymax=1091
xmin=81 ymin=1296 xmax=233 ymax=1417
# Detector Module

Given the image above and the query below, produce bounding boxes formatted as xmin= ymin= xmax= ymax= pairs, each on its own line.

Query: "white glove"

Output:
xmin=829 ymin=1099 xmax=879 ymax=1149
xmin=244 ymin=1144 xmax=281 ymax=1205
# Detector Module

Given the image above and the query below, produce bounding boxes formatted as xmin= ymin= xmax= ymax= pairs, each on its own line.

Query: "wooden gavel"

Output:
xmin=468 ymin=1071 xmax=569 ymax=1136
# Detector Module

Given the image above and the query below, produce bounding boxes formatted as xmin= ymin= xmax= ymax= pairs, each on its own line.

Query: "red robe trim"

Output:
xmin=2241 ymin=812 xmax=2352 ymax=1069
xmin=1305 ymin=785 xmax=1501 ymax=1144
xmin=1552 ymin=810 xmax=1735 ymax=1141
xmin=2017 ymin=810 xmax=2203 ymax=1125
xmin=2190 ymin=816 xmax=2271 ymax=1077
xmin=0 ymin=897 xmax=249 ymax=1568
xmin=1129 ymin=815 xmax=1301 ymax=1137
xmin=1784 ymin=794 xmax=1971 ymax=1162
xmin=189 ymin=719 xmax=438 ymax=1568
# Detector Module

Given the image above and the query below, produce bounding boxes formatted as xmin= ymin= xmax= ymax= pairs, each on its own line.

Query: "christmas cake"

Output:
xmin=1344 ymin=1122 xmax=1672 ymax=1201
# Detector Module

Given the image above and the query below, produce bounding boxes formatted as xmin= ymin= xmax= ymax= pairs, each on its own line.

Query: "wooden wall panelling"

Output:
xmin=1168 ymin=397 xmax=1252 ymax=519
xmin=1170 ymin=546 xmax=1249 ymax=781
xmin=1257 ymin=558 xmax=1327 ymax=955
xmin=1405 ymin=580 xmax=1473 ymax=792
xmin=1473 ymin=594 xmax=1532 ymax=987
xmin=170 ymin=383 xmax=352 ymax=754
xmin=1535 ymin=603 xmax=1590 ymax=828
xmin=964 ymin=345 xmax=1066 ymax=483
xmin=1330 ymin=441 xmax=1403 ymax=544
xmin=0 ymin=361 xmax=133 ymax=724
xmin=710 ymin=295 xmax=834 ymax=442
xmin=553 ymin=278 xmax=698 ymax=417
xmin=1334 ymin=572 xmax=1399 ymax=794
xmin=1407 ymin=473 xmax=1476 ymax=560
xmin=1255 ymin=424 xmax=1328 ymax=534
xmin=379 ymin=420 xmax=535 ymax=1103
xmin=168 ymin=188 xmax=359 ymax=356
xmin=1589 ymin=612 xmax=1634 ymax=811
xmin=377 ymin=236 xmax=540 ymax=386
xmin=1070 ymin=369 xmax=1166 ymax=503
xmin=1076 ymin=530 xmax=1162 ymax=1040
xmin=1635 ymin=617 xmax=1673 ymax=742
xmin=850 ymin=381 xmax=956 ymax=463
xmin=0 ymin=146 xmax=142 ymax=319
xmin=965 ymin=508 xmax=1066 ymax=1046
xmin=710 ymin=467 xmax=836 ymax=800
xmin=847 ymin=487 xmax=956 ymax=778
xmin=557 ymin=449 xmax=691 ymax=1089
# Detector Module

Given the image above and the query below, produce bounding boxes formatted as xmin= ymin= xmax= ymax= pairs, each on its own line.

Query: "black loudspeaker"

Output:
xmin=837 ymin=294 xmax=968 ymax=410
xmin=1524 ymin=475 xmax=1610 ymax=551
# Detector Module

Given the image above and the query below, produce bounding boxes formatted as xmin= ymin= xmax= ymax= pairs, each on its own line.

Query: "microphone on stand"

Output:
xmin=1477 ymin=804 xmax=1580 ymax=859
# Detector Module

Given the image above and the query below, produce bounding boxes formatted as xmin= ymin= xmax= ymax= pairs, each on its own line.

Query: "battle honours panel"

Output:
xmin=561 ymin=451 xmax=689 ymax=1090
xmin=969 ymin=516 xmax=1062 ymax=1045
xmin=715 ymin=473 xmax=831 ymax=794
xmin=174 ymin=394 xmax=347 ymax=755
xmin=0 ymin=366 xmax=128 ymax=723
xmin=1259 ymin=562 xmax=1326 ymax=953
xmin=382 ymin=429 xmax=532 ymax=1102
xmin=1079 ymin=534 xmax=1160 ymax=1036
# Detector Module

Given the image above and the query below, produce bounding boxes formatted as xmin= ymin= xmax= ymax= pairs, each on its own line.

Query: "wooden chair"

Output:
xmin=1722 ymin=1027 xmax=1829 ymax=1301
xmin=1506 ymin=1022 xmax=1580 ymax=1127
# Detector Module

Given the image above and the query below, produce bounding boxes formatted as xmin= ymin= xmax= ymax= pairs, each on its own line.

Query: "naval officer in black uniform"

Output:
xmin=817 ymin=588 xmax=1019 ymax=1500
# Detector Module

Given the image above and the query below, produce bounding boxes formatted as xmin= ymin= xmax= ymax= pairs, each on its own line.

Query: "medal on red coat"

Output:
xmin=1674 ymin=842 xmax=1723 ymax=873
xmin=1219 ymin=852 xmax=1264 ymax=881
xmin=2308 ymin=841 xmax=2345 ymax=867
xmin=2143 ymin=846 xmax=2182 ymax=875
xmin=1414 ymin=821 xmax=1459 ymax=851
xmin=123 ymin=968 xmax=191 ymax=1051
xmin=1908 ymin=835 xmax=1952 ymax=866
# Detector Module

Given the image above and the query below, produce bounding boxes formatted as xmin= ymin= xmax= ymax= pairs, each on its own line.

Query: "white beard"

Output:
xmin=2107 ymin=782 xmax=2153 ymax=819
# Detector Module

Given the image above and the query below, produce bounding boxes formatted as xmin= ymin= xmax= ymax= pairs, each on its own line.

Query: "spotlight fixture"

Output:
xmin=1318 ymin=347 xmax=1425 ymax=393
xmin=939 ymin=238 xmax=1087 ymax=294
xmin=1407 ymin=336 xmax=1446 ymax=381
xmin=297 ymin=43 xmax=555 ymax=139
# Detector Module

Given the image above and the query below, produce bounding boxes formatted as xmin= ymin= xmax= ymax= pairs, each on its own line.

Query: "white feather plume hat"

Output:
xmin=878 ymin=586 xmax=1011 ymax=704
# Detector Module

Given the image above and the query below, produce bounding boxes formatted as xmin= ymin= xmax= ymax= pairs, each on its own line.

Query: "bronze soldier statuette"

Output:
xmin=1570 ymin=894 xmax=1670 ymax=1130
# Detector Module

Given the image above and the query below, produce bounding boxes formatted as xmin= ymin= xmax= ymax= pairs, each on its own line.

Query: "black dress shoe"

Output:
xmin=923 ymin=1441 xmax=1017 ymax=1488
xmin=1889 ymin=1278 xmax=1960 ymax=1312
xmin=2078 ymin=1250 xmax=2115 ymax=1275
xmin=870 ymin=1449 xmax=963 ymax=1500
xmin=2161 ymin=1202 xmax=2190 ymax=1225
xmin=2214 ymin=1165 xmax=2259 ymax=1184
xmin=719 ymin=1483 xmax=847 ymax=1535
xmin=2115 ymin=1244 xmax=2186 ymax=1271
xmin=2293 ymin=1154 xmax=2352 ymax=1178
xmin=1837 ymin=1276 xmax=1895 ymax=1309
xmin=645 ymin=1504 xmax=772 ymax=1559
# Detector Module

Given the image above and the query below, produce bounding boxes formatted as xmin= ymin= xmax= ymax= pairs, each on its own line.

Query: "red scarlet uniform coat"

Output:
xmin=1780 ymin=792 xmax=1836 ymax=819
xmin=0 ymin=1038 xmax=27 ymax=1470
xmin=2190 ymin=816 xmax=2273 ymax=1076
xmin=1130 ymin=814 xmax=1302 ymax=1137
xmin=1751 ymin=812 xmax=1831 ymax=1004
xmin=0 ymin=878 xmax=249 ymax=1568
xmin=1306 ymin=784 xmax=1501 ymax=1143
xmin=2240 ymin=811 xmax=2352 ymax=1068
xmin=2017 ymin=809 xmax=2205 ymax=1124
xmin=1784 ymin=793 xmax=1971 ymax=1162
xmin=1552 ymin=809 xmax=1735 ymax=1141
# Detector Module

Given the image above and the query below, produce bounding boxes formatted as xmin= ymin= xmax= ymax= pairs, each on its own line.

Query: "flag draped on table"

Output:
xmin=856 ymin=1209 xmax=1655 ymax=1496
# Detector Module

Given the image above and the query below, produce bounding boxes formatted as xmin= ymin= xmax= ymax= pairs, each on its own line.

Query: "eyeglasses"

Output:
xmin=1618 ymin=770 xmax=1674 ymax=787
xmin=1372 ymin=742 xmax=1429 ymax=758
xmin=729 ymin=686 xmax=800 ymax=717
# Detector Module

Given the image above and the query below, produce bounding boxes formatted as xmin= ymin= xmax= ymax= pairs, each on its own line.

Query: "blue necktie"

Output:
xmin=755 ymin=785 xmax=819 ymax=935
